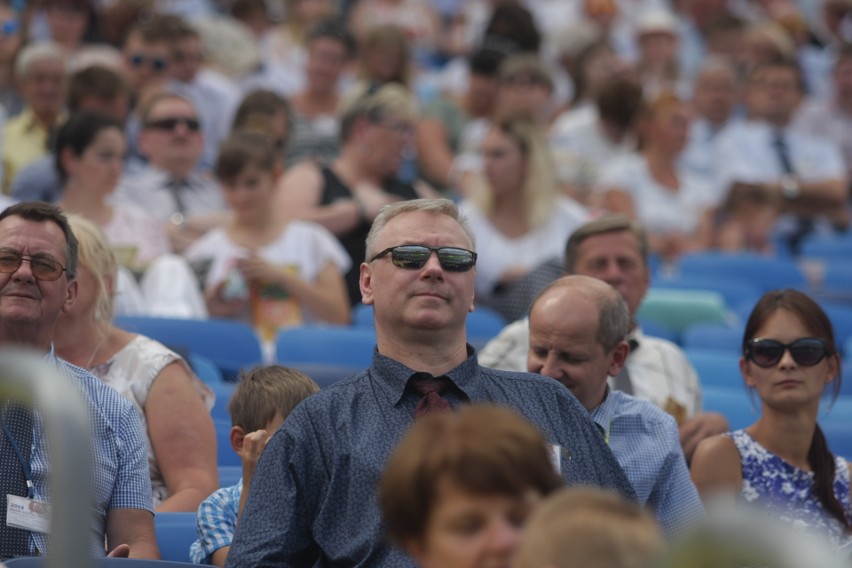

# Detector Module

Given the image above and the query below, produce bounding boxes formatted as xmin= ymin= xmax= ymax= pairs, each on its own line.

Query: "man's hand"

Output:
xmin=679 ymin=411 xmax=729 ymax=462
xmin=107 ymin=544 xmax=131 ymax=558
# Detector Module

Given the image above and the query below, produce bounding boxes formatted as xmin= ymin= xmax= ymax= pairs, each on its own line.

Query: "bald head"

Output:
xmin=527 ymin=276 xmax=630 ymax=410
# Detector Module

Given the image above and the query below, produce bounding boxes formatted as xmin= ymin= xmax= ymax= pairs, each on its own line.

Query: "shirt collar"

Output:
xmin=590 ymin=386 xmax=617 ymax=440
xmin=370 ymin=345 xmax=480 ymax=406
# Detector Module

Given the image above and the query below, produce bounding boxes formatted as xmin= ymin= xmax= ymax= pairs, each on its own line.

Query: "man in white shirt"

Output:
xmin=115 ymin=92 xmax=226 ymax=252
xmin=715 ymin=59 xmax=849 ymax=250
xmin=479 ymin=215 xmax=728 ymax=460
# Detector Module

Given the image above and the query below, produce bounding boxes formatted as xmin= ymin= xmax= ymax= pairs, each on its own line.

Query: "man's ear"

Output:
xmin=230 ymin=425 xmax=246 ymax=454
xmin=359 ymin=262 xmax=375 ymax=305
xmin=61 ymin=278 xmax=78 ymax=314
xmin=607 ymin=340 xmax=630 ymax=377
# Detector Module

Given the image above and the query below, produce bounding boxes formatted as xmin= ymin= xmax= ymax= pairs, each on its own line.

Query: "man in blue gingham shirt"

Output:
xmin=528 ymin=275 xmax=705 ymax=535
xmin=0 ymin=202 xmax=156 ymax=558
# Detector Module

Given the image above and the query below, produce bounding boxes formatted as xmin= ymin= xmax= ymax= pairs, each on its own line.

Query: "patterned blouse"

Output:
xmin=729 ymin=429 xmax=852 ymax=546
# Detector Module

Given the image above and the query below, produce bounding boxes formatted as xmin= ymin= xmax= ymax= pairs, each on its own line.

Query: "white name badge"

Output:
xmin=548 ymin=443 xmax=562 ymax=475
xmin=6 ymin=494 xmax=51 ymax=534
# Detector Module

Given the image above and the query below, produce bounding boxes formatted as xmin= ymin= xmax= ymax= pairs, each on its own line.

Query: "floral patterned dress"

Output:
xmin=729 ymin=429 xmax=852 ymax=546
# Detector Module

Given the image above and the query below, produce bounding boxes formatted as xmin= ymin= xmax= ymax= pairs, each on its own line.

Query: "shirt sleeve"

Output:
xmin=225 ymin=405 xmax=324 ymax=567
xmin=191 ymin=485 xmax=241 ymax=564
xmin=647 ymin=415 xmax=704 ymax=536
xmin=110 ymin=401 xmax=155 ymax=511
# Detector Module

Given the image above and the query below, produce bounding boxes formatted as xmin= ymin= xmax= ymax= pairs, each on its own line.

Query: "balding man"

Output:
xmin=480 ymin=215 xmax=729 ymax=460
xmin=527 ymin=275 xmax=703 ymax=535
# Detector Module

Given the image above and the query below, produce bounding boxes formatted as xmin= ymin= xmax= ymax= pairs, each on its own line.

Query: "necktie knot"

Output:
xmin=409 ymin=373 xmax=452 ymax=417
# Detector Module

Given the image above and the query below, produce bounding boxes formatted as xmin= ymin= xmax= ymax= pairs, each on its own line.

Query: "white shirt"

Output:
xmin=597 ymin=153 xmax=719 ymax=235
xmin=715 ymin=119 xmax=847 ymax=187
xmin=115 ymin=165 xmax=226 ymax=222
xmin=183 ymin=220 xmax=351 ymax=323
xmin=550 ymin=105 xmax=637 ymax=193
xmin=458 ymin=197 xmax=588 ymax=300
xmin=478 ymin=319 xmax=702 ymax=419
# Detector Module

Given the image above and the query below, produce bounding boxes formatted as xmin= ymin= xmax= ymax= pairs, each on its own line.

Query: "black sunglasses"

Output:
xmin=745 ymin=337 xmax=832 ymax=368
xmin=145 ymin=116 xmax=201 ymax=132
xmin=370 ymin=245 xmax=477 ymax=272
xmin=0 ymin=250 xmax=67 ymax=281
xmin=129 ymin=53 xmax=168 ymax=71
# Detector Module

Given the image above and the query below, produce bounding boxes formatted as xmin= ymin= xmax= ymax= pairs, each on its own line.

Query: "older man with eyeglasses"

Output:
xmin=225 ymin=198 xmax=635 ymax=568
xmin=0 ymin=202 xmax=156 ymax=560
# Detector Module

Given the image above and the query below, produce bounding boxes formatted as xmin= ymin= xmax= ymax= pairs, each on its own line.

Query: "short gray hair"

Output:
xmin=15 ymin=41 xmax=66 ymax=79
xmin=364 ymin=198 xmax=476 ymax=261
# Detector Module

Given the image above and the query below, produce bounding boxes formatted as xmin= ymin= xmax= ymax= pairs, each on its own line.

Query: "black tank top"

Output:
xmin=319 ymin=167 xmax=419 ymax=305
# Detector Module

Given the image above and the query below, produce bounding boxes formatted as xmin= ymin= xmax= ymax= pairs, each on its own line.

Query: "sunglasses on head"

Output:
xmin=145 ymin=116 xmax=201 ymax=132
xmin=129 ymin=53 xmax=168 ymax=71
xmin=745 ymin=337 xmax=831 ymax=368
xmin=370 ymin=245 xmax=477 ymax=272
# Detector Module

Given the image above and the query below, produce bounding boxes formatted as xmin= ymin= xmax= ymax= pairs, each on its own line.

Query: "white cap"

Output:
xmin=636 ymin=10 xmax=679 ymax=37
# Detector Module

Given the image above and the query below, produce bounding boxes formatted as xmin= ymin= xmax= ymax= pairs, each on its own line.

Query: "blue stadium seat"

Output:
xmin=186 ymin=354 xmax=226 ymax=385
xmin=209 ymin=382 xmax=236 ymax=422
xmin=276 ymin=326 xmax=377 ymax=368
xmin=822 ymin=422 xmax=852 ymax=461
xmin=214 ymin=418 xmax=240 ymax=467
xmin=637 ymin=289 xmax=729 ymax=335
xmin=676 ymin=252 xmax=807 ymax=293
xmin=115 ymin=316 xmax=263 ymax=381
xmin=800 ymin=232 xmax=852 ymax=261
xmin=700 ymin=387 xmax=759 ymax=431
xmin=653 ymin=274 xmax=762 ymax=312
xmin=153 ymin=512 xmax=198 ymax=563
xmin=218 ymin=465 xmax=242 ymax=488
xmin=821 ymin=303 xmax=852 ymax=348
xmin=350 ymin=303 xmax=507 ymax=348
xmin=681 ymin=323 xmax=744 ymax=354
xmin=467 ymin=305 xmax=507 ymax=348
xmin=635 ymin=318 xmax=679 ymax=344
xmin=685 ymin=348 xmax=745 ymax=390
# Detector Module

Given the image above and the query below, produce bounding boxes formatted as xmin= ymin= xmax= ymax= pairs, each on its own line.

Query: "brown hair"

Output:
xmin=227 ymin=365 xmax=320 ymax=432
xmin=513 ymin=487 xmax=664 ymax=568
xmin=564 ymin=214 xmax=650 ymax=273
xmin=379 ymin=404 xmax=563 ymax=546
xmin=231 ymin=89 xmax=292 ymax=147
xmin=215 ymin=131 xmax=278 ymax=184
xmin=67 ymin=65 xmax=129 ymax=112
xmin=742 ymin=289 xmax=849 ymax=533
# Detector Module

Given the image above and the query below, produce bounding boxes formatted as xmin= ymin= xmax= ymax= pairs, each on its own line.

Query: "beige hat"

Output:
xmin=636 ymin=9 xmax=679 ymax=37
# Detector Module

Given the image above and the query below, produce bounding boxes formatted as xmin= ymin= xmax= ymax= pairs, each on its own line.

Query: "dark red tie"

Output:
xmin=409 ymin=374 xmax=452 ymax=418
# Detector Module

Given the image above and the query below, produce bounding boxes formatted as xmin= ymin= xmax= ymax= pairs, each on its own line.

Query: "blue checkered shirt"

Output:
xmin=190 ymin=480 xmax=242 ymax=564
xmin=29 ymin=350 xmax=153 ymax=556
xmin=591 ymin=388 xmax=704 ymax=535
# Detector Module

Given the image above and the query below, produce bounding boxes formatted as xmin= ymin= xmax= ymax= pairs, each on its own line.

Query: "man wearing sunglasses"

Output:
xmin=0 ymin=202 xmax=156 ymax=559
xmin=480 ymin=215 xmax=729 ymax=461
xmin=226 ymin=199 xmax=635 ymax=568
xmin=527 ymin=275 xmax=704 ymax=535
xmin=116 ymin=92 xmax=226 ymax=252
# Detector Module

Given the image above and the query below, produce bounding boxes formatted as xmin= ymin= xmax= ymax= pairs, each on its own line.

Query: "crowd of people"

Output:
xmin=0 ymin=0 xmax=850 ymax=566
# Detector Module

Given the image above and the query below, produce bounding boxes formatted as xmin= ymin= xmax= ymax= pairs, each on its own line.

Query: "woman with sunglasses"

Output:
xmin=690 ymin=289 xmax=851 ymax=545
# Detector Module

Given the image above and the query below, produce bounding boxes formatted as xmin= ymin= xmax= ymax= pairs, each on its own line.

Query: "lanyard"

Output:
xmin=1 ymin=415 xmax=34 ymax=499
